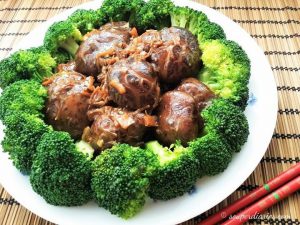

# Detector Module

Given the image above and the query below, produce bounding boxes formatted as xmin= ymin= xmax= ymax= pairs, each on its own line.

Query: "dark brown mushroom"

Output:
xmin=106 ymin=57 xmax=160 ymax=111
xmin=156 ymin=91 xmax=199 ymax=146
xmin=124 ymin=30 xmax=163 ymax=56
xmin=150 ymin=27 xmax=201 ymax=84
xmin=56 ymin=61 xmax=76 ymax=73
xmin=82 ymin=106 xmax=157 ymax=151
xmin=43 ymin=71 xmax=95 ymax=139
xmin=74 ymin=21 xmax=131 ymax=76
xmin=176 ymin=77 xmax=215 ymax=111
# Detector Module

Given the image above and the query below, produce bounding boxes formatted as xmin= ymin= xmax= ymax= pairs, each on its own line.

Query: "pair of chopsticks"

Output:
xmin=198 ymin=163 xmax=300 ymax=225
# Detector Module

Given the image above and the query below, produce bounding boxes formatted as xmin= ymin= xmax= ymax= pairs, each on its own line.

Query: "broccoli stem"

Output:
xmin=75 ymin=140 xmax=94 ymax=160
xmin=146 ymin=141 xmax=177 ymax=165
xmin=146 ymin=141 xmax=165 ymax=156
xmin=170 ymin=15 xmax=179 ymax=27
xmin=32 ymin=72 xmax=43 ymax=82
xmin=86 ymin=23 xmax=94 ymax=32
xmin=59 ymin=38 xmax=80 ymax=57
xmin=179 ymin=17 xmax=188 ymax=27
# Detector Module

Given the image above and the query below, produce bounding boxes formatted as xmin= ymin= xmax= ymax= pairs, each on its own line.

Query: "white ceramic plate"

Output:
xmin=0 ymin=0 xmax=277 ymax=225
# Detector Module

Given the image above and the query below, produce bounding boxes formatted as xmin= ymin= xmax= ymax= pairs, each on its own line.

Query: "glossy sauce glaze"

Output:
xmin=83 ymin=106 xmax=157 ymax=151
xmin=75 ymin=22 xmax=131 ymax=76
xmin=48 ymin=22 xmax=215 ymax=150
xmin=156 ymin=91 xmax=199 ymax=145
xmin=176 ymin=78 xmax=215 ymax=111
xmin=43 ymin=71 xmax=95 ymax=139
xmin=150 ymin=27 xmax=201 ymax=83
xmin=106 ymin=57 xmax=160 ymax=111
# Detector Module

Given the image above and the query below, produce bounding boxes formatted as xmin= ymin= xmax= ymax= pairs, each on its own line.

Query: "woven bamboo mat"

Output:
xmin=0 ymin=0 xmax=299 ymax=224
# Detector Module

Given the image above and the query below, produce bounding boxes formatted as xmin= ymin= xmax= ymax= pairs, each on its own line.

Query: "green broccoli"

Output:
xmin=196 ymin=21 xmax=226 ymax=44
xmin=91 ymin=144 xmax=156 ymax=219
xmin=128 ymin=0 xmax=146 ymax=27
xmin=99 ymin=0 xmax=145 ymax=25
xmin=52 ymin=50 xmax=71 ymax=64
xmin=75 ymin=140 xmax=95 ymax=160
xmin=0 ymin=56 xmax=18 ymax=89
xmin=0 ymin=47 xmax=56 ymax=88
xmin=44 ymin=20 xmax=83 ymax=58
xmin=170 ymin=6 xmax=206 ymax=32
xmin=15 ymin=47 xmax=57 ymax=81
xmin=188 ymin=132 xmax=232 ymax=176
xmin=2 ymin=112 xmax=51 ymax=174
xmin=170 ymin=6 xmax=194 ymax=28
xmin=30 ymin=131 xmax=93 ymax=206
xmin=100 ymin=0 xmax=130 ymax=21
xmin=186 ymin=9 xmax=208 ymax=35
xmin=169 ymin=6 xmax=225 ymax=43
xmin=135 ymin=0 xmax=174 ymax=31
xmin=198 ymin=39 xmax=251 ymax=108
xmin=146 ymin=141 xmax=199 ymax=200
xmin=0 ymin=80 xmax=47 ymax=123
xmin=68 ymin=9 xmax=105 ymax=34
xmin=201 ymin=98 xmax=249 ymax=153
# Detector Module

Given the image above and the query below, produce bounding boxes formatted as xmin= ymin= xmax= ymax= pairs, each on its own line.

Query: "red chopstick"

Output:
xmin=198 ymin=163 xmax=300 ymax=225
xmin=221 ymin=176 xmax=300 ymax=225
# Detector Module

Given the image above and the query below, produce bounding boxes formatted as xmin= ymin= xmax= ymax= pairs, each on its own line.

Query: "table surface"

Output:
xmin=0 ymin=0 xmax=299 ymax=224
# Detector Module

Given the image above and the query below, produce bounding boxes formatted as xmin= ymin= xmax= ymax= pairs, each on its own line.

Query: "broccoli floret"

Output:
xmin=186 ymin=10 xmax=208 ymax=35
xmin=75 ymin=140 xmax=94 ymax=160
xmin=44 ymin=20 xmax=83 ymax=58
xmin=135 ymin=0 xmax=174 ymax=31
xmin=68 ymin=9 xmax=105 ymax=34
xmin=0 ymin=57 xmax=18 ymax=89
xmin=91 ymin=144 xmax=156 ymax=219
xmin=0 ymin=80 xmax=47 ymax=122
xmin=30 ymin=131 xmax=93 ymax=206
xmin=14 ymin=47 xmax=57 ymax=81
xmin=0 ymin=47 xmax=56 ymax=88
xmin=100 ymin=0 xmax=145 ymax=24
xmin=197 ymin=21 xmax=226 ymax=44
xmin=170 ymin=6 xmax=207 ymax=33
xmin=201 ymin=98 xmax=249 ymax=152
xmin=198 ymin=39 xmax=251 ymax=108
xmin=2 ymin=113 xmax=51 ymax=174
xmin=52 ymin=50 xmax=71 ymax=64
xmin=128 ymin=0 xmax=146 ymax=27
xmin=169 ymin=6 xmax=225 ymax=43
xmin=146 ymin=141 xmax=199 ymax=200
xmin=189 ymin=132 xmax=232 ymax=176
xmin=170 ymin=6 xmax=193 ymax=28
xmin=100 ymin=0 xmax=131 ymax=21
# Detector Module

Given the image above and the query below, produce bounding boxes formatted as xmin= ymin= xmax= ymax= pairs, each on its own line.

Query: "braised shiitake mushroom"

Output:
xmin=156 ymin=91 xmax=199 ymax=145
xmin=52 ymin=23 xmax=210 ymax=148
xmin=75 ymin=22 xmax=131 ymax=76
xmin=82 ymin=106 xmax=157 ymax=151
xmin=56 ymin=60 xmax=76 ymax=73
xmin=43 ymin=71 xmax=95 ymax=139
xmin=150 ymin=27 xmax=201 ymax=84
xmin=106 ymin=57 xmax=160 ymax=111
xmin=124 ymin=30 xmax=162 ymax=56
xmin=176 ymin=78 xmax=215 ymax=111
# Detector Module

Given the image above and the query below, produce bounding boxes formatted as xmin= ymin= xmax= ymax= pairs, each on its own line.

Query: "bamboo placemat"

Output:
xmin=0 ymin=0 xmax=299 ymax=224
